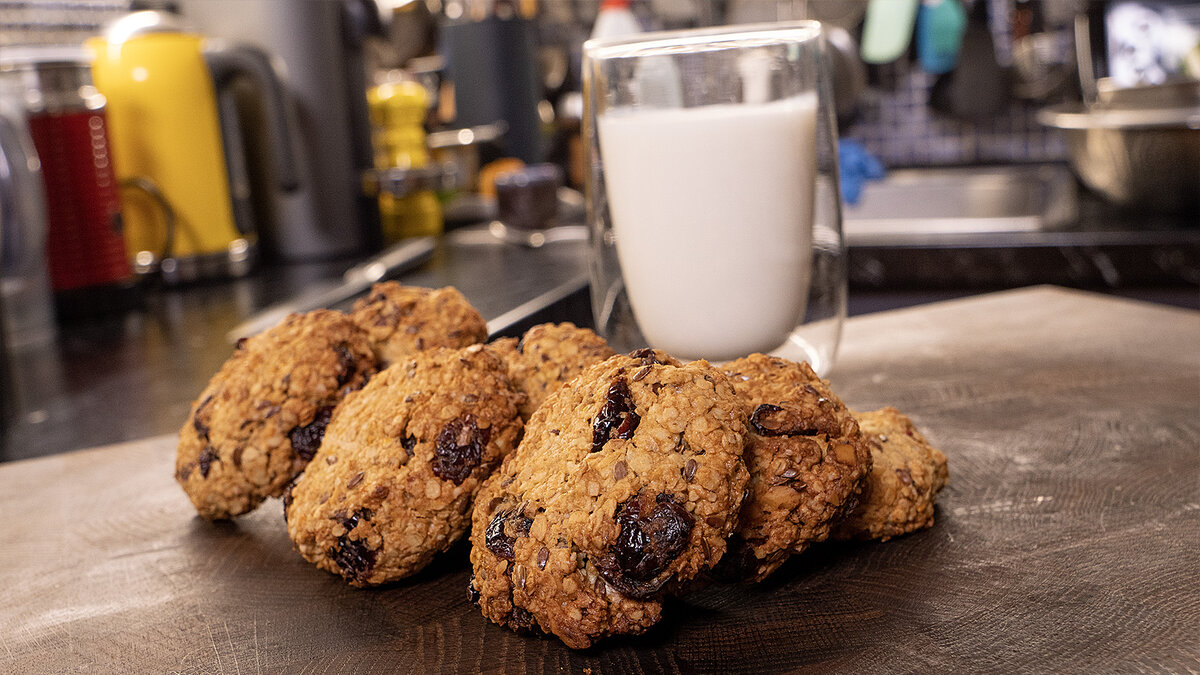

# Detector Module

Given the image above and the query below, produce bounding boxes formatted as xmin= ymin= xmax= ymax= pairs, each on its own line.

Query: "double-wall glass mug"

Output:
xmin=584 ymin=21 xmax=846 ymax=374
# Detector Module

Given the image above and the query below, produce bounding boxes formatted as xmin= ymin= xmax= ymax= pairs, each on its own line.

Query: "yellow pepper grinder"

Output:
xmin=368 ymin=80 xmax=442 ymax=241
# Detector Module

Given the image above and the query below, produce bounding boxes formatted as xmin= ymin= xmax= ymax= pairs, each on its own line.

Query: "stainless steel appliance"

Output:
xmin=176 ymin=0 xmax=383 ymax=261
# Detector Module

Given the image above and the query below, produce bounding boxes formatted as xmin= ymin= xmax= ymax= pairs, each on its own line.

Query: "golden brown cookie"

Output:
xmin=490 ymin=323 xmax=615 ymax=420
xmin=469 ymin=349 xmax=750 ymax=649
xmin=833 ymin=407 xmax=949 ymax=542
xmin=284 ymin=345 xmax=524 ymax=586
xmin=717 ymin=354 xmax=872 ymax=582
xmin=176 ymin=310 xmax=377 ymax=520
xmin=349 ymin=283 xmax=487 ymax=366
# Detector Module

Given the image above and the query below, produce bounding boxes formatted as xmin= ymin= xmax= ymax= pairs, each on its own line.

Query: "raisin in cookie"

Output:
xmin=349 ymin=283 xmax=487 ymax=366
xmin=717 ymin=354 xmax=872 ymax=582
xmin=833 ymin=407 xmax=949 ymax=542
xmin=469 ymin=349 xmax=750 ymax=649
xmin=490 ymin=323 xmax=615 ymax=420
xmin=285 ymin=345 xmax=523 ymax=586
xmin=176 ymin=310 xmax=377 ymax=520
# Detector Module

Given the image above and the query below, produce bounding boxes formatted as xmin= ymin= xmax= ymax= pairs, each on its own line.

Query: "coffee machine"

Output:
xmin=175 ymin=0 xmax=383 ymax=261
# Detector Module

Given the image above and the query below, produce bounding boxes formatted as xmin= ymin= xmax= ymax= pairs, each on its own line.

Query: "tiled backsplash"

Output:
xmin=0 ymin=0 xmax=127 ymax=49
xmin=845 ymin=59 xmax=1070 ymax=168
xmin=843 ymin=0 xmax=1084 ymax=168
xmin=5 ymin=0 xmax=1074 ymax=170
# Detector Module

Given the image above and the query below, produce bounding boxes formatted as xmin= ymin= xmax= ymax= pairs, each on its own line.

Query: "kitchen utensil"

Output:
xmin=861 ymin=0 xmax=919 ymax=64
xmin=1074 ymin=9 xmax=1103 ymax=106
xmin=916 ymin=0 xmax=966 ymax=74
xmin=0 ymin=47 xmax=141 ymax=320
xmin=932 ymin=0 xmax=1007 ymax=122
xmin=176 ymin=0 xmax=384 ymax=261
xmin=1037 ymin=97 xmax=1200 ymax=213
xmin=1055 ymin=9 xmax=1200 ymax=212
xmin=584 ymin=22 xmax=847 ymax=372
xmin=226 ymin=235 xmax=436 ymax=342
xmin=89 ymin=10 xmax=295 ymax=282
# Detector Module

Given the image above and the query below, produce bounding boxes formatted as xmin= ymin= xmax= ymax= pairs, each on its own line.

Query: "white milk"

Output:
xmin=598 ymin=93 xmax=818 ymax=361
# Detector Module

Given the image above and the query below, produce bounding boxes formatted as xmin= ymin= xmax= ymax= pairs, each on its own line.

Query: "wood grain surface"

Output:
xmin=2 ymin=287 xmax=1197 ymax=673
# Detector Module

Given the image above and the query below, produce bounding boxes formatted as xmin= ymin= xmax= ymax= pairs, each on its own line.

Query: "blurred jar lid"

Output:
xmin=0 ymin=45 xmax=90 ymax=71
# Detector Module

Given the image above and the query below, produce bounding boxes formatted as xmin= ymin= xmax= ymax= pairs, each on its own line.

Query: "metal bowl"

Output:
xmin=1038 ymin=95 xmax=1200 ymax=214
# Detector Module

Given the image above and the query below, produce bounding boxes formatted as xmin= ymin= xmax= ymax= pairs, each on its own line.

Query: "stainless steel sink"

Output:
xmin=843 ymin=164 xmax=1078 ymax=246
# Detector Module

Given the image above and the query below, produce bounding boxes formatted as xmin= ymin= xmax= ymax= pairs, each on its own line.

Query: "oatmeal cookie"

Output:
xmin=469 ymin=349 xmax=750 ymax=649
xmin=717 ymin=354 xmax=872 ymax=582
xmin=833 ymin=407 xmax=949 ymax=542
xmin=349 ymin=283 xmax=487 ymax=365
xmin=285 ymin=345 xmax=523 ymax=586
xmin=176 ymin=310 xmax=377 ymax=520
xmin=490 ymin=323 xmax=615 ymax=420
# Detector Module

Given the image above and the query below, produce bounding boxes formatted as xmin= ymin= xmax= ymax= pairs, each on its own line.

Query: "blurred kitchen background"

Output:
xmin=1 ymin=0 xmax=1197 ymax=461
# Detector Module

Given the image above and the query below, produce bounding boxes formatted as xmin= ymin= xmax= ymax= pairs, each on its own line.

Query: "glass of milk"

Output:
xmin=583 ymin=22 xmax=846 ymax=374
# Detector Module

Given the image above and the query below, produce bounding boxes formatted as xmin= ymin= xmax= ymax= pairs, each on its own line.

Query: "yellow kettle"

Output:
xmin=87 ymin=11 xmax=297 ymax=281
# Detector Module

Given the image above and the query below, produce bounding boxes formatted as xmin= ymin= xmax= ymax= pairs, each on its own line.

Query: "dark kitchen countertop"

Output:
xmin=3 ymin=287 xmax=1197 ymax=672
xmin=1 ymin=226 xmax=593 ymax=463
xmin=2 ymin=191 xmax=1198 ymax=463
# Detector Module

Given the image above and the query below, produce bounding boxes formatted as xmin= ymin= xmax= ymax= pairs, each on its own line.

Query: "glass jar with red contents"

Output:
xmin=0 ymin=47 xmax=140 ymax=320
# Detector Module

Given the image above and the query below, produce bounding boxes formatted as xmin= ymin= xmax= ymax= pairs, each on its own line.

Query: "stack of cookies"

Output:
xmin=175 ymin=282 xmax=948 ymax=649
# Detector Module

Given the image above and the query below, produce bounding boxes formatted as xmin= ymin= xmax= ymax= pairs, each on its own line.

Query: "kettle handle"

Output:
xmin=204 ymin=45 xmax=301 ymax=192
xmin=119 ymin=176 xmax=177 ymax=273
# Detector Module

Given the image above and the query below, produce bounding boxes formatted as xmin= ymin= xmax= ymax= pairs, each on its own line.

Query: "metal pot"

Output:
xmin=1037 ymin=98 xmax=1200 ymax=214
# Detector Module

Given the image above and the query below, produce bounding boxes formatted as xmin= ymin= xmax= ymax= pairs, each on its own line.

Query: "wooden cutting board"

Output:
xmin=2 ymin=286 xmax=1197 ymax=673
